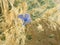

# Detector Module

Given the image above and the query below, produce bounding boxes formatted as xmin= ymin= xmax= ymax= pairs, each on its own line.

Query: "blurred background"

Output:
xmin=0 ymin=0 xmax=60 ymax=45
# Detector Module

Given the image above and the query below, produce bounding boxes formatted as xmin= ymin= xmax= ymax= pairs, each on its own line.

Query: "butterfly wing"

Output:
xmin=25 ymin=14 xmax=30 ymax=19
xmin=23 ymin=14 xmax=31 ymax=25
xmin=18 ymin=14 xmax=31 ymax=25
xmin=18 ymin=14 xmax=24 ymax=20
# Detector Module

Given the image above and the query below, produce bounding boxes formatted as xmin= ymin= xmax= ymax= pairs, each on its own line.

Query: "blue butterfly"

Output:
xmin=18 ymin=13 xmax=31 ymax=25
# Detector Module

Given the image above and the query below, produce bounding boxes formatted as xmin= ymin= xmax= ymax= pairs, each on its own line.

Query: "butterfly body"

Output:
xmin=18 ymin=13 xmax=31 ymax=25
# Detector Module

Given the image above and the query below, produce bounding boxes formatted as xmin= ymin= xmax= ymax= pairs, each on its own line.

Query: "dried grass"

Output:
xmin=0 ymin=0 xmax=60 ymax=45
xmin=25 ymin=18 xmax=60 ymax=45
xmin=0 ymin=0 xmax=26 ymax=45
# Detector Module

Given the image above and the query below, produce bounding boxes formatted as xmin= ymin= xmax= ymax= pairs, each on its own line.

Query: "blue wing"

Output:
xmin=25 ymin=14 xmax=30 ymax=18
xmin=23 ymin=14 xmax=31 ymax=25
xmin=18 ymin=14 xmax=31 ymax=25
xmin=18 ymin=14 xmax=24 ymax=20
